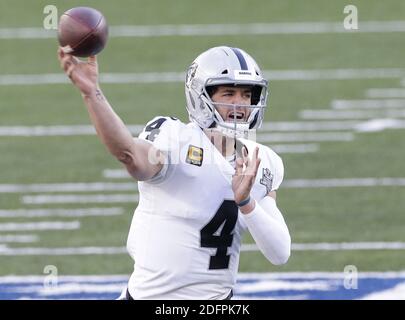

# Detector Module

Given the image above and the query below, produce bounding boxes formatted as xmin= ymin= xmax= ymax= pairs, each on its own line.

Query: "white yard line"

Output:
xmin=0 ymin=208 xmax=124 ymax=218
xmin=12 ymin=283 xmax=127 ymax=296
xmin=260 ymin=120 xmax=362 ymax=131
xmin=0 ymin=182 xmax=137 ymax=193
xmin=271 ymin=144 xmax=319 ymax=154
xmin=0 ymin=234 xmax=38 ymax=243
xmin=0 ymin=221 xmax=80 ymax=232
xmin=282 ymin=177 xmax=405 ymax=188
xmin=2 ymin=241 xmax=405 ymax=256
xmin=257 ymin=132 xmax=354 ymax=142
xmin=2 ymin=119 xmax=404 ymax=137
xmin=0 ymin=121 xmax=362 ymax=137
xmin=354 ymin=119 xmax=405 ymax=132
xmin=2 ymin=21 xmax=405 ymax=40
xmin=0 ymin=125 xmax=97 ymax=136
xmin=103 ymin=169 xmax=131 ymax=179
xmin=0 ymin=272 xmax=404 ymax=284
xmin=242 ymin=242 xmax=405 ymax=251
xmin=1 ymin=178 xmax=402 ymax=196
xmin=365 ymin=88 xmax=405 ymax=98
xmin=2 ymin=68 xmax=405 ymax=86
xmin=0 ymin=275 xmax=129 ymax=283
xmin=332 ymin=99 xmax=405 ymax=109
xmin=22 ymin=194 xmax=139 ymax=204
xmin=236 ymin=271 xmax=405 ymax=279
xmin=0 ymin=246 xmax=126 ymax=255
xmin=0 ymin=125 xmax=143 ymax=136
xmin=300 ymin=109 xmax=405 ymax=119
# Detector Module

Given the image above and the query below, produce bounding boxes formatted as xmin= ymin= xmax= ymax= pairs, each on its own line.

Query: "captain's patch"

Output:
xmin=186 ymin=145 xmax=203 ymax=167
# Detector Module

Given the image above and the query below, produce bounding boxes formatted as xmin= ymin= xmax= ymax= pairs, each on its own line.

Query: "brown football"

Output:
xmin=57 ymin=7 xmax=108 ymax=57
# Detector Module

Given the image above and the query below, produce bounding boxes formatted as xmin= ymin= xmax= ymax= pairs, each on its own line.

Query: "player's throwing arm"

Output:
xmin=57 ymin=49 xmax=163 ymax=181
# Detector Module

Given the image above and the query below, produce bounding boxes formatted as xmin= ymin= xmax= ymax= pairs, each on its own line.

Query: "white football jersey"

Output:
xmin=126 ymin=117 xmax=284 ymax=299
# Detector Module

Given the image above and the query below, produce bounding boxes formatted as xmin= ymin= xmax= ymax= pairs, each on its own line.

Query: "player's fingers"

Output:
xmin=245 ymin=148 xmax=259 ymax=177
xmin=61 ymin=51 xmax=78 ymax=65
xmin=249 ymin=147 xmax=260 ymax=171
xmin=57 ymin=47 xmax=64 ymax=60
xmin=66 ymin=64 xmax=75 ymax=79
xmin=252 ymin=158 xmax=261 ymax=177
xmin=242 ymin=146 xmax=248 ymax=159
xmin=61 ymin=54 xmax=71 ymax=68
xmin=235 ymin=157 xmax=244 ymax=176
xmin=62 ymin=56 xmax=79 ymax=73
xmin=242 ymin=146 xmax=250 ymax=167
xmin=253 ymin=147 xmax=259 ymax=162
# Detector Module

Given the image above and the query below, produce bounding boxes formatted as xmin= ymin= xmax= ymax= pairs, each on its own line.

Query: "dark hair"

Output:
xmin=205 ymin=85 xmax=219 ymax=98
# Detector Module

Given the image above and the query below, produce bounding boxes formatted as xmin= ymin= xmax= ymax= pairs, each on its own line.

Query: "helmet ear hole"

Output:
xmin=221 ymin=69 xmax=228 ymax=74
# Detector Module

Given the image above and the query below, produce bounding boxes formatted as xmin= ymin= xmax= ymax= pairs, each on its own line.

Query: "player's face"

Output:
xmin=211 ymin=86 xmax=252 ymax=122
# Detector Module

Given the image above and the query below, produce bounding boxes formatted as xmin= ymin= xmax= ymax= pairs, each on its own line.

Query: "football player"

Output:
xmin=58 ymin=46 xmax=291 ymax=300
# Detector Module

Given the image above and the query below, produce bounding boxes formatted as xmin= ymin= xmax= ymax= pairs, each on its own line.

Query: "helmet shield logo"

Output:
xmin=185 ymin=62 xmax=198 ymax=89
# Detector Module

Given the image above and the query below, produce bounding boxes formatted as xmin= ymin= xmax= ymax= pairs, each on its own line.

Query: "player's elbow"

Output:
xmin=114 ymin=150 xmax=144 ymax=180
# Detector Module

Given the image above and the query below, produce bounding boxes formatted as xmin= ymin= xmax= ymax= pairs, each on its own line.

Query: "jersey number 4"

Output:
xmin=200 ymin=200 xmax=238 ymax=270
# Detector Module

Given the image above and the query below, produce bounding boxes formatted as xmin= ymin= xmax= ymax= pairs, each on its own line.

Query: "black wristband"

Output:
xmin=236 ymin=196 xmax=251 ymax=207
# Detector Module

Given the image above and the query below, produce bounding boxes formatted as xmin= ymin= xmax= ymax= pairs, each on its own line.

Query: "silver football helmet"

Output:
xmin=185 ymin=46 xmax=269 ymax=138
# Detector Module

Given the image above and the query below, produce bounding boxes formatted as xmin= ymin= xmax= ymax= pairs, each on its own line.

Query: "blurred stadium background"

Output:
xmin=1 ymin=0 xmax=405 ymax=299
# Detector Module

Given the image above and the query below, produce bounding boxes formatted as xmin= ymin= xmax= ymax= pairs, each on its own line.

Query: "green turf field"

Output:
xmin=0 ymin=0 xmax=405 ymax=277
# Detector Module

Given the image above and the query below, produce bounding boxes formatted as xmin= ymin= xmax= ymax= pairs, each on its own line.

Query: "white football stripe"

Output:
xmin=236 ymin=271 xmax=405 ymax=280
xmin=354 ymin=119 xmax=405 ymax=132
xmin=0 ymin=234 xmax=38 ymax=243
xmin=0 ymin=208 xmax=124 ymax=218
xmin=257 ymin=132 xmax=354 ymax=142
xmin=22 ymin=194 xmax=139 ymax=204
xmin=365 ymin=88 xmax=405 ymax=98
xmin=1 ymin=272 xmax=404 ymax=283
xmin=260 ymin=120 xmax=361 ymax=131
xmin=103 ymin=169 xmax=131 ymax=179
xmin=0 ymin=246 xmax=126 ymax=255
xmin=1 ymin=68 xmax=405 ymax=86
xmin=0 ymin=182 xmax=137 ymax=193
xmin=300 ymin=109 xmax=405 ymax=119
xmin=1 ymin=178 xmax=403 ymax=198
xmin=0 ymin=125 xmax=144 ymax=136
xmin=2 ymin=241 xmax=405 ymax=256
xmin=14 ymin=283 xmax=127 ymax=295
xmin=0 ymin=275 xmax=129 ymax=283
xmin=1 ymin=119 xmax=404 ymax=138
xmin=270 ymin=144 xmax=319 ymax=153
xmin=332 ymin=99 xmax=405 ymax=109
xmin=237 ymin=279 xmax=334 ymax=292
xmin=241 ymin=241 xmax=405 ymax=251
xmin=2 ymin=21 xmax=405 ymax=40
xmin=0 ymin=221 xmax=80 ymax=232
xmin=282 ymin=177 xmax=405 ymax=188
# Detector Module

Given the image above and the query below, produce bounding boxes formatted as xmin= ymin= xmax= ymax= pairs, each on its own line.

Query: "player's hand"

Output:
xmin=58 ymin=47 xmax=99 ymax=96
xmin=232 ymin=146 xmax=261 ymax=206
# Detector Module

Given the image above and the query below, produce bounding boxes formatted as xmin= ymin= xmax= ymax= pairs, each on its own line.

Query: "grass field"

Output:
xmin=1 ymin=0 xmax=405 ymax=291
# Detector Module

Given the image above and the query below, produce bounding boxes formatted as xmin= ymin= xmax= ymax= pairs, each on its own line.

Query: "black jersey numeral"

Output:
xmin=145 ymin=118 xmax=167 ymax=142
xmin=200 ymin=200 xmax=238 ymax=270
